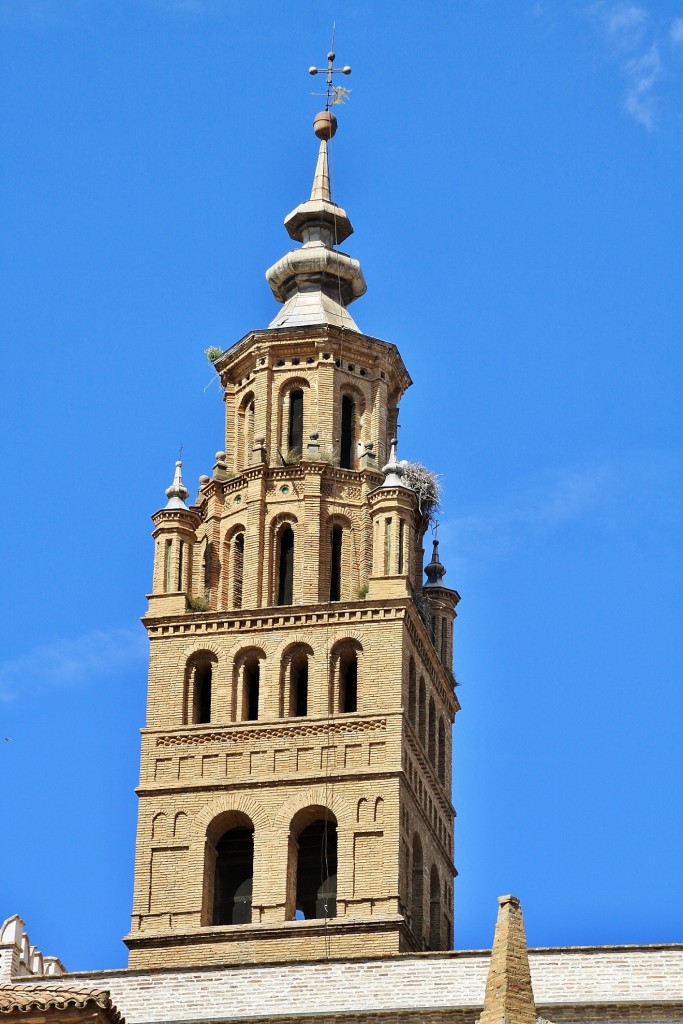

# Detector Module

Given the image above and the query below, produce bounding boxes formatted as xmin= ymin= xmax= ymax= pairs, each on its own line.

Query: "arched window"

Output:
xmin=438 ymin=718 xmax=446 ymax=783
xmin=418 ymin=678 xmax=426 ymax=747
xmin=245 ymin=662 xmax=259 ymax=721
xmin=340 ymin=394 xmax=355 ymax=469
xmin=408 ymin=656 xmax=416 ymax=724
xmin=237 ymin=651 xmax=264 ymax=724
xmin=203 ymin=538 xmax=213 ymax=593
xmin=245 ymin=399 xmax=255 ymax=464
xmin=398 ymin=519 xmax=405 ymax=575
xmin=340 ymin=650 xmax=357 ymax=713
xmin=164 ymin=539 xmax=173 ymax=592
xmin=277 ymin=525 xmax=294 ymax=605
xmin=177 ymin=540 xmax=185 ymax=591
xmin=186 ymin=654 xmax=216 ymax=724
xmin=411 ymin=834 xmax=424 ymax=941
xmin=205 ymin=813 xmax=254 ymax=926
xmin=290 ymin=809 xmax=337 ymax=920
xmin=384 ymin=518 xmax=392 ymax=575
xmin=428 ymin=696 xmax=436 ymax=765
xmin=287 ymin=649 xmax=309 ymax=717
xmin=329 ymin=526 xmax=343 ymax=602
xmin=232 ymin=533 xmax=245 ymax=609
xmin=288 ymin=389 xmax=304 ymax=457
xmin=429 ymin=865 xmax=441 ymax=949
xmin=440 ymin=616 xmax=448 ymax=665
xmin=238 ymin=392 xmax=256 ymax=470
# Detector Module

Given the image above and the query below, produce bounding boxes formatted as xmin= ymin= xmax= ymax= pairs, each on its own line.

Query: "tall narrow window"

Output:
xmin=177 ymin=541 xmax=184 ymax=591
xmin=408 ymin=657 xmax=416 ymax=724
xmin=384 ymin=518 xmax=392 ymax=575
xmin=277 ymin=526 xmax=294 ymax=605
xmin=412 ymin=834 xmax=424 ymax=939
xmin=203 ymin=539 xmax=212 ymax=592
xmin=340 ymin=651 xmax=358 ymax=713
xmin=418 ymin=678 xmax=426 ymax=747
xmin=212 ymin=826 xmax=254 ymax=925
xmin=440 ymin=617 xmax=448 ymax=665
xmin=398 ymin=519 xmax=405 ymax=575
xmin=245 ymin=399 xmax=255 ymax=464
xmin=438 ymin=718 xmax=446 ymax=783
xmin=232 ymin=534 xmax=244 ymax=609
xmin=244 ymin=661 xmax=260 ymax=721
xmin=295 ymin=818 xmax=337 ymax=919
xmin=340 ymin=395 xmax=355 ymax=469
xmin=164 ymin=540 xmax=172 ymax=593
xmin=428 ymin=696 xmax=436 ymax=765
xmin=290 ymin=654 xmax=309 ymax=717
xmin=429 ymin=865 xmax=441 ymax=949
xmin=329 ymin=526 xmax=342 ymax=602
xmin=288 ymin=389 xmax=304 ymax=457
xmin=194 ymin=661 xmax=212 ymax=724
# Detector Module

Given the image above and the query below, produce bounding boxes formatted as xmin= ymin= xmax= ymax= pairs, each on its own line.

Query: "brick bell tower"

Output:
xmin=125 ymin=77 xmax=460 ymax=968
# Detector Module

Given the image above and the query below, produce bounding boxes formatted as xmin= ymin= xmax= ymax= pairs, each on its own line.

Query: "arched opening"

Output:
xmin=277 ymin=525 xmax=294 ymax=606
xmin=242 ymin=655 xmax=260 ymax=721
xmin=164 ymin=539 xmax=173 ymax=592
xmin=428 ymin=696 xmax=436 ymax=765
xmin=232 ymin=533 xmax=245 ymax=609
xmin=186 ymin=654 xmax=216 ymax=724
xmin=329 ymin=525 xmax=343 ymax=602
xmin=408 ymin=656 xmax=416 ymax=724
xmin=340 ymin=394 xmax=355 ymax=469
xmin=411 ymin=833 xmax=424 ymax=941
xmin=290 ymin=809 xmax=337 ymax=920
xmin=288 ymin=389 xmax=304 ymax=457
xmin=429 ymin=864 xmax=441 ymax=949
xmin=237 ymin=392 xmax=256 ymax=470
xmin=339 ymin=650 xmax=358 ymax=713
xmin=440 ymin=616 xmax=448 ymax=665
xmin=245 ymin=399 xmax=255 ymax=465
xmin=203 ymin=538 xmax=213 ymax=593
xmin=384 ymin=517 xmax=392 ymax=575
xmin=398 ymin=519 xmax=405 ymax=575
xmin=438 ymin=718 xmax=446 ymax=783
xmin=288 ymin=649 xmax=309 ymax=717
xmin=418 ymin=677 xmax=426 ymax=747
xmin=206 ymin=813 xmax=254 ymax=926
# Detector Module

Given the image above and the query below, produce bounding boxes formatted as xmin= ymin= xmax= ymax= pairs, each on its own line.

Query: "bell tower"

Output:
xmin=125 ymin=75 xmax=460 ymax=968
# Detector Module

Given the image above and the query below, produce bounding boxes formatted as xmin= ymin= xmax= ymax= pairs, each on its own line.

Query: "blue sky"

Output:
xmin=1 ymin=0 xmax=682 ymax=970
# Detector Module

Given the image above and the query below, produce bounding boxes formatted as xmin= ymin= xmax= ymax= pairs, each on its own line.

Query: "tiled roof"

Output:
xmin=0 ymin=986 xmax=124 ymax=1023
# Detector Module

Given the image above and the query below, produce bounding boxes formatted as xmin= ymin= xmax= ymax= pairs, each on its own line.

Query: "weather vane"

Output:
xmin=309 ymin=26 xmax=351 ymax=111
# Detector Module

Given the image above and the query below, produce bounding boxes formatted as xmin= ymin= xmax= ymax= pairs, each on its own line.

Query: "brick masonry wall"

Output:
xmin=12 ymin=947 xmax=683 ymax=1024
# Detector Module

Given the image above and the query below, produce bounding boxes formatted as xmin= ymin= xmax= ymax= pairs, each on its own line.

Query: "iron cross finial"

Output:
xmin=309 ymin=28 xmax=351 ymax=111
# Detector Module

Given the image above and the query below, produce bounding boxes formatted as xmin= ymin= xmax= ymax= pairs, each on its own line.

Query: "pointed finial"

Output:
xmin=310 ymin=135 xmax=332 ymax=202
xmin=424 ymin=538 xmax=447 ymax=588
xmin=478 ymin=896 xmax=537 ymax=1024
xmin=164 ymin=460 xmax=189 ymax=510
xmin=382 ymin=438 xmax=405 ymax=487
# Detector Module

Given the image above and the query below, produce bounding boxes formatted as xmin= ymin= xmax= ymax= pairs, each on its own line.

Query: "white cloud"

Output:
xmin=671 ymin=17 xmax=683 ymax=48
xmin=603 ymin=3 xmax=649 ymax=50
xmin=0 ymin=628 xmax=147 ymax=702
xmin=441 ymin=452 xmax=683 ymax=571
xmin=584 ymin=3 xmax=670 ymax=129
xmin=623 ymin=43 xmax=662 ymax=129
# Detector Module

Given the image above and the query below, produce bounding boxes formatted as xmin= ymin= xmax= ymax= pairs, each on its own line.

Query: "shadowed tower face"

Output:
xmin=125 ymin=92 xmax=461 ymax=969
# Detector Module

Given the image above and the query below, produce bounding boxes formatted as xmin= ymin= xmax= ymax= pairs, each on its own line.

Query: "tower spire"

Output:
xmin=265 ymin=54 xmax=366 ymax=331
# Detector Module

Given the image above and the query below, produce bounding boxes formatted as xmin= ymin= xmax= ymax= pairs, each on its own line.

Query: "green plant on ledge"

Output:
xmin=187 ymin=594 xmax=211 ymax=612
xmin=357 ymin=582 xmax=369 ymax=600
xmin=205 ymin=346 xmax=223 ymax=363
